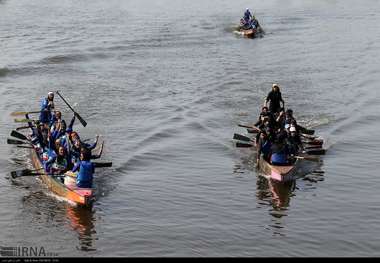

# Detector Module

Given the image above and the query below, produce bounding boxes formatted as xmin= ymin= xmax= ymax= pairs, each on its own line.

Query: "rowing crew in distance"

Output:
xmin=235 ymin=83 xmax=325 ymax=167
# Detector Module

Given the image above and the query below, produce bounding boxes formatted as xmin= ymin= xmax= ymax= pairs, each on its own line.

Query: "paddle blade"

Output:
xmin=238 ymin=124 xmax=252 ymax=129
xmin=304 ymin=145 xmax=322 ymax=150
xmin=10 ymin=111 xmax=41 ymax=116
xmin=11 ymin=130 xmax=29 ymax=141
xmin=295 ymin=156 xmax=320 ymax=162
xmin=247 ymin=129 xmax=258 ymax=134
xmin=17 ymin=145 xmax=34 ymax=149
xmin=302 ymin=129 xmax=315 ymax=135
xmin=14 ymin=118 xmax=37 ymax=123
xmin=303 ymin=140 xmax=323 ymax=146
xmin=75 ymin=112 xmax=87 ymax=127
xmin=7 ymin=139 xmax=28 ymax=145
xmin=233 ymin=133 xmax=251 ymax=142
xmin=236 ymin=142 xmax=254 ymax=148
xmin=93 ymin=162 xmax=112 ymax=168
xmin=306 ymin=149 xmax=326 ymax=155
xmin=11 ymin=169 xmax=34 ymax=178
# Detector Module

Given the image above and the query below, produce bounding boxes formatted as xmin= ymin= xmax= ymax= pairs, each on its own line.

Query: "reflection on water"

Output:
xmin=65 ymin=205 xmax=97 ymax=252
xmin=256 ymin=176 xmax=295 ymax=211
xmin=20 ymin=187 xmax=97 ymax=253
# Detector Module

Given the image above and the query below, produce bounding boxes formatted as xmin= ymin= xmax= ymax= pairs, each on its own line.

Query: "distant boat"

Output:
xmin=234 ymin=18 xmax=264 ymax=38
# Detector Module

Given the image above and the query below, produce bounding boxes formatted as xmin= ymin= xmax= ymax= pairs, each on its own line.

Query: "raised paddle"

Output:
xmin=56 ymin=91 xmax=87 ymax=127
xmin=7 ymin=138 xmax=31 ymax=145
xmin=10 ymin=130 xmax=29 ymax=141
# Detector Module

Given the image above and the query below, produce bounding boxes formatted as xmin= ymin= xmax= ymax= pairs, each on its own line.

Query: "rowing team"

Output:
xmin=250 ymin=84 xmax=315 ymax=166
xmin=29 ymin=91 xmax=102 ymax=188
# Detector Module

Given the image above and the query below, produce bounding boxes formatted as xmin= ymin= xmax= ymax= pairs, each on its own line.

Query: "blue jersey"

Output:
xmin=39 ymin=98 xmax=53 ymax=124
xmin=73 ymin=161 xmax=95 ymax=188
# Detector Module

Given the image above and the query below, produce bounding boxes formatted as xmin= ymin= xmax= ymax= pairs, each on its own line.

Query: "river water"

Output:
xmin=1 ymin=0 xmax=380 ymax=257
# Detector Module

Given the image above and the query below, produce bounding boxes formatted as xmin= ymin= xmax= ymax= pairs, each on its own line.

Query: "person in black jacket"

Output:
xmin=264 ymin=84 xmax=285 ymax=114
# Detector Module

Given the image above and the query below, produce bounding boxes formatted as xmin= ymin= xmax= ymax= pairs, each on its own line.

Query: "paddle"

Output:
xmin=10 ymin=130 xmax=29 ymax=141
xmin=11 ymin=168 xmax=44 ymax=178
xmin=294 ymin=155 xmax=320 ymax=162
xmin=236 ymin=142 xmax=254 ymax=148
xmin=302 ymin=139 xmax=323 ymax=146
xmin=304 ymin=149 xmax=326 ymax=155
xmin=14 ymin=118 xmax=38 ymax=123
xmin=56 ymin=91 xmax=87 ymax=127
xmin=10 ymin=110 xmax=42 ymax=116
xmin=304 ymin=144 xmax=323 ymax=149
xmin=93 ymin=162 xmax=112 ymax=168
xmin=297 ymin=125 xmax=315 ymax=135
xmin=16 ymin=145 xmax=34 ymax=149
xmin=16 ymin=125 xmax=34 ymax=131
xmin=233 ymin=133 xmax=254 ymax=142
xmin=247 ymin=128 xmax=258 ymax=134
xmin=239 ymin=124 xmax=261 ymax=132
xmin=7 ymin=138 xmax=31 ymax=145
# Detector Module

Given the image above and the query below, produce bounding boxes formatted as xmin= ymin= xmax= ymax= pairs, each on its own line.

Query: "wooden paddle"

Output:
xmin=233 ymin=133 xmax=254 ymax=142
xmin=236 ymin=142 xmax=254 ymax=148
xmin=16 ymin=145 xmax=34 ymax=149
xmin=10 ymin=111 xmax=42 ymax=116
xmin=11 ymin=168 xmax=44 ymax=178
xmin=294 ymin=155 xmax=320 ymax=162
xmin=304 ymin=149 xmax=326 ymax=155
xmin=14 ymin=118 xmax=38 ymax=123
xmin=16 ymin=125 xmax=34 ymax=131
xmin=10 ymin=130 xmax=29 ymax=141
xmin=93 ymin=162 xmax=112 ymax=168
xmin=7 ymin=138 xmax=31 ymax=145
xmin=303 ymin=139 xmax=323 ymax=146
xmin=56 ymin=91 xmax=87 ymax=127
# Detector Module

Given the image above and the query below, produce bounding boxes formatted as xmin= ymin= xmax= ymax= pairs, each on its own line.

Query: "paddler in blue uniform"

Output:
xmin=72 ymin=149 xmax=95 ymax=188
xmin=270 ymin=134 xmax=290 ymax=166
xmin=39 ymin=92 xmax=55 ymax=125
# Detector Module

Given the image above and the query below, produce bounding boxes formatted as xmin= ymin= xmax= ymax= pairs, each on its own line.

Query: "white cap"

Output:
xmin=48 ymin=91 xmax=54 ymax=96
xmin=289 ymin=126 xmax=297 ymax=132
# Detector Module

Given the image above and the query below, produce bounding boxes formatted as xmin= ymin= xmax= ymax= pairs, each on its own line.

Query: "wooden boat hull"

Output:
xmin=258 ymin=155 xmax=299 ymax=183
xmin=30 ymin=147 xmax=94 ymax=207
xmin=234 ymin=28 xmax=257 ymax=38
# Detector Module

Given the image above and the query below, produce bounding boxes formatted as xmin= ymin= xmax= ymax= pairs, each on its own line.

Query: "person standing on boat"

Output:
xmin=264 ymin=84 xmax=285 ymax=115
xmin=243 ymin=8 xmax=253 ymax=23
xmin=39 ymin=92 xmax=55 ymax=125
xmin=72 ymin=149 xmax=95 ymax=188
